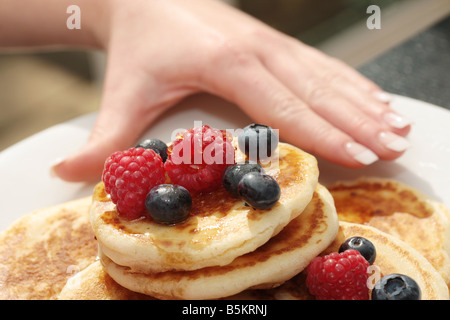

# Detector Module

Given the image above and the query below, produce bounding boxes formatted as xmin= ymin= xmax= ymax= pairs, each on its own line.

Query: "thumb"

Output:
xmin=52 ymin=74 xmax=160 ymax=182
xmin=52 ymin=108 xmax=145 ymax=183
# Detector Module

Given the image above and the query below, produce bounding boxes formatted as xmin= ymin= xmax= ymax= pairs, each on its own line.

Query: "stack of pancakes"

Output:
xmin=83 ymin=142 xmax=340 ymax=299
xmin=1 ymin=142 xmax=449 ymax=300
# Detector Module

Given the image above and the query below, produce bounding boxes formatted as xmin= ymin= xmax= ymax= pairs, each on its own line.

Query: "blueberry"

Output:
xmin=145 ymin=184 xmax=192 ymax=225
xmin=238 ymin=124 xmax=278 ymax=161
xmin=238 ymin=172 xmax=280 ymax=210
xmin=372 ymin=274 xmax=421 ymax=300
xmin=136 ymin=138 xmax=168 ymax=162
xmin=223 ymin=162 xmax=265 ymax=197
xmin=339 ymin=236 xmax=376 ymax=265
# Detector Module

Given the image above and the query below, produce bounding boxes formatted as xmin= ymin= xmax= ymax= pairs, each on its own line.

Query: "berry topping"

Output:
xmin=372 ymin=273 xmax=421 ymax=300
xmin=222 ymin=162 xmax=265 ymax=197
xmin=136 ymin=138 xmax=168 ymax=162
xmin=145 ymin=184 xmax=192 ymax=225
xmin=306 ymin=249 xmax=370 ymax=300
xmin=238 ymin=171 xmax=280 ymax=210
xmin=238 ymin=123 xmax=278 ymax=161
xmin=339 ymin=236 xmax=376 ymax=265
xmin=102 ymin=147 xmax=166 ymax=219
xmin=164 ymin=125 xmax=235 ymax=194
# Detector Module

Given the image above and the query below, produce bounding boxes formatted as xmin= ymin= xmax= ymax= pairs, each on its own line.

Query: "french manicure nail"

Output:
xmin=345 ymin=142 xmax=379 ymax=165
xmin=384 ymin=112 xmax=412 ymax=129
xmin=49 ymin=156 xmax=66 ymax=178
xmin=373 ymin=91 xmax=392 ymax=103
xmin=378 ymin=131 xmax=410 ymax=152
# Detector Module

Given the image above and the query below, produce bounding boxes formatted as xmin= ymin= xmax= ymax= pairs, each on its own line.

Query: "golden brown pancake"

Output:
xmin=0 ymin=197 xmax=98 ymax=300
xmin=90 ymin=142 xmax=319 ymax=273
xmin=328 ymin=177 xmax=450 ymax=288
xmin=233 ymin=222 xmax=450 ymax=300
xmin=60 ymin=185 xmax=338 ymax=300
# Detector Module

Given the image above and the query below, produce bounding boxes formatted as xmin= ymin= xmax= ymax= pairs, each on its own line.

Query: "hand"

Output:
xmin=52 ymin=0 xmax=411 ymax=182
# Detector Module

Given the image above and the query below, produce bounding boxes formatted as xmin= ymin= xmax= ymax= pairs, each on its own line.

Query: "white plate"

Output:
xmin=1 ymin=93 xmax=449 ymax=231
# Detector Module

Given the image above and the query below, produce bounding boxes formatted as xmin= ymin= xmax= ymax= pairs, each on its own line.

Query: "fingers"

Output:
xmin=52 ymin=98 xmax=143 ymax=183
xmin=205 ymin=55 xmax=377 ymax=167
xmin=289 ymin=42 xmax=412 ymax=137
xmin=253 ymin=37 xmax=412 ymax=163
xmin=206 ymin=40 xmax=412 ymax=168
xmin=300 ymin=79 xmax=410 ymax=161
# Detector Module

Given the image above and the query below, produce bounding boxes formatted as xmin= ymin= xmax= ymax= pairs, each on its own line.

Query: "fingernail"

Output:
xmin=373 ymin=91 xmax=392 ymax=103
xmin=384 ymin=112 xmax=412 ymax=129
xmin=49 ymin=156 xmax=66 ymax=178
xmin=378 ymin=131 xmax=410 ymax=152
xmin=345 ymin=142 xmax=379 ymax=165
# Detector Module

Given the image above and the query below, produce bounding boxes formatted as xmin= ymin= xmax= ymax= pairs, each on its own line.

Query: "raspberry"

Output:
xmin=102 ymin=147 xmax=166 ymax=219
xmin=306 ymin=249 xmax=370 ymax=300
xmin=164 ymin=125 xmax=235 ymax=194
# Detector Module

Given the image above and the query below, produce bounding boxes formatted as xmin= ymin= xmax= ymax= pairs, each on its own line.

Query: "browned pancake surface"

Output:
xmin=328 ymin=177 xmax=450 ymax=287
xmin=0 ymin=197 xmax=98 ymax=299
xmin=329 ymin=178 xmax=434 ymax=223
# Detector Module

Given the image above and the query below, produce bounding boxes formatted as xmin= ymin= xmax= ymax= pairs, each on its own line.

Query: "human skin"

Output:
xmin=0 ymin=0 xmax=411 ymax=182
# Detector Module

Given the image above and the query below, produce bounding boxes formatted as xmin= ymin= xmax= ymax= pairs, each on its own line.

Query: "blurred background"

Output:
xmin=1 ymin=0 xmax=449 ymax=151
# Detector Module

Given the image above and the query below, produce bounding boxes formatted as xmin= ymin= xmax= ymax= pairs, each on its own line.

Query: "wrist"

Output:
xmin=0 ymin=0 xmax=111 ymax=50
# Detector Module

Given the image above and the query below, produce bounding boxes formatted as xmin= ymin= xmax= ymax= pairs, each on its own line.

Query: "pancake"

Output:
xmin=328 ymin=177 xmax=450 ymax=287
xmin=90 ymin=142 xmax=319 ymax=273
xmin=234 ymin=222 xmax=450 ymax=300
xmin=59 ymin=184 xmax=338 ymax=300
xmin=0 ymin=196 xmax=98 ymax=300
